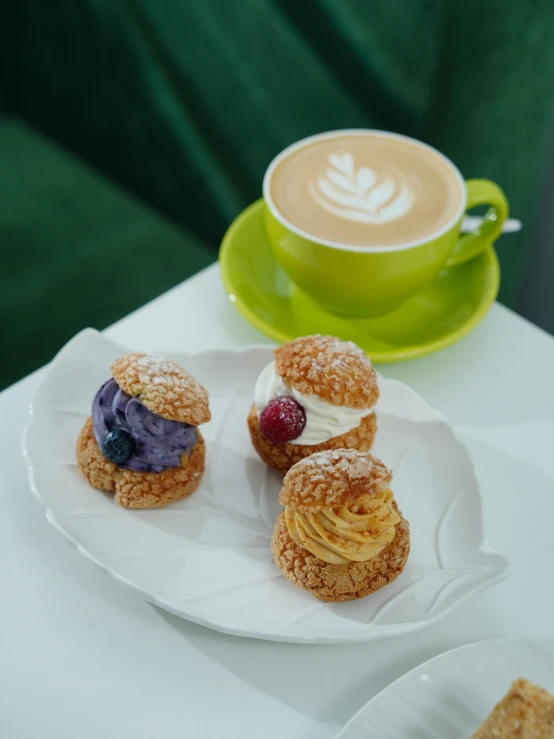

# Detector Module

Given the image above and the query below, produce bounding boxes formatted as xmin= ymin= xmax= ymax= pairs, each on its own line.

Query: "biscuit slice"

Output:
xmin=470 ymin=679 xmax=554 ymax=738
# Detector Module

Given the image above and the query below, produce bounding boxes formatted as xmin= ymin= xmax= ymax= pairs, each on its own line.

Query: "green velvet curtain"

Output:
xmin=0 ymin=120 xmax=214 ymax=389
xmin=2 ymin=0 xmax=554 ymax=306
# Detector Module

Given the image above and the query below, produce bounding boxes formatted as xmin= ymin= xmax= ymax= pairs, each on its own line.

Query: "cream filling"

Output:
xmin=285 ymin=489 xmax=399 ymax=564
xmin=254 ymin=361 xmax=373 ymax=445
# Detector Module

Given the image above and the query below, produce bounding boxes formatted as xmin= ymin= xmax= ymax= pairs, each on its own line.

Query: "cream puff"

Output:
xmin=76 ymin=353 xmax=210 ymax=509
xmin=271 ymin=449 xmax=410 ymax=601
xmin=248 ymin=334 xmax=378 ymax=475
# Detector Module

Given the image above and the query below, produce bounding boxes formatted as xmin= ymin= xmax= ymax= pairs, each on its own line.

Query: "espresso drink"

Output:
xmin=267 ymin=133 xmax=464 ymax=248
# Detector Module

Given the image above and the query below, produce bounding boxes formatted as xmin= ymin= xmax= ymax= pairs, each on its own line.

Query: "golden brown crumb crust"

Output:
xmin=271 ymin=507 xmax=409 ymax=601
xmin=111 ymin=353 xmax=210 ymax=425
xmin=247 ymin=404 xmax=376 ymax=477
xmin=280 ymin=449 xmax=391 ymax=512
xmin=274 ymin=335 xmax=379 ymax=409
xmin=470 ymin=678 xmax=554 ymax=739
xmin=76 ymin=417 xmax=205 ymax=509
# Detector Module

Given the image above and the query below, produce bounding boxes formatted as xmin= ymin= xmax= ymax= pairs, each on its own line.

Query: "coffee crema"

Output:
xmin=267 ymin=133 xmax=464 ymax=248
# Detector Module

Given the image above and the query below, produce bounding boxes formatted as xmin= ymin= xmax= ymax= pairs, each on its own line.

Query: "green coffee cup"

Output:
xmin=263 ymin=130 xmax=508 ymax=317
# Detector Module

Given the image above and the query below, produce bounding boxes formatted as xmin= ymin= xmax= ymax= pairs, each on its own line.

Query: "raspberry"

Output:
xmin=259 ymin=397 xmax=306 ymax=445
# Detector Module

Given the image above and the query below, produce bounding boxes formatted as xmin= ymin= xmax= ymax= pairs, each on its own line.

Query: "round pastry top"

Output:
xmin=279 ymin=449 xmax=392 ymax=512
xmin=274 ymin=335 xmax=378 ymax=409
xmin=111 ymin=353 xmax=210 ymax=425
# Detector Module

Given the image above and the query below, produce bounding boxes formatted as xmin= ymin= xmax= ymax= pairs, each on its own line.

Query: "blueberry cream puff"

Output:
xmin=248 ymin=335 xmax=379 ymax=475
xmin=76 ymin=353 xmax=210 ymax=509
xmin=271 ymin=449 xmax=410 ymax=601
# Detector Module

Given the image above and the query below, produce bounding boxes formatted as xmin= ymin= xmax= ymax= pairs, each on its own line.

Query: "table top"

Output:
xmin=3 ymin=264 xmax=554 ymax=739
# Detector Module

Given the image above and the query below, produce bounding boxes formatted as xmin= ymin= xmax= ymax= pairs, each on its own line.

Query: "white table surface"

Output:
xmin=3 ymin=263 xmax=554 ymax=739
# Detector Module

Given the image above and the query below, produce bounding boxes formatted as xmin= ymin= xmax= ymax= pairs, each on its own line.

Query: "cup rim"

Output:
xmin=262 ymin=129 xmax=467 ymax=253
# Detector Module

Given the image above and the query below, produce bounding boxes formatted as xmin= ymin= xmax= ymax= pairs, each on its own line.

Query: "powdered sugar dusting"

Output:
xmin=280 ymin=449 xmax=392 ymax=512
xmin=111 ymin=353 xmax=210 ymax=426
xmin=275 ymin=334 xmax=379 ymax=409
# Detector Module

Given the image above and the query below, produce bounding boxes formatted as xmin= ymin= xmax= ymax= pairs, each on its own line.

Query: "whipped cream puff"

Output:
xmin=76 ymin=353 xmax=210 ymax=509
xmin=271 ymin=449 xmax=410 ymax=601
xmin=248 ymin=335 xmax=378 ymax=475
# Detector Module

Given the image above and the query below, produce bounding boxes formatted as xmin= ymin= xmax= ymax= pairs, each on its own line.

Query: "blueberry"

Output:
xmin=102 ymin=428 xmax=136 ymax=465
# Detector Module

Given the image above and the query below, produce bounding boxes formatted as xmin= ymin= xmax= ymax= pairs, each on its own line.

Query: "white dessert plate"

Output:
xmin=22 ymin=329 xmax=509 ymax=644
xmin=337 ymin=637 xmax=554 ymax=738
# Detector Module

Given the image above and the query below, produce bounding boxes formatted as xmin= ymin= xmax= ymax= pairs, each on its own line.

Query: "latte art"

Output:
xmin=309 ymin=152 xmax=415 ymax=225
xmin=265 ymin=132 xmax=464 ymax=248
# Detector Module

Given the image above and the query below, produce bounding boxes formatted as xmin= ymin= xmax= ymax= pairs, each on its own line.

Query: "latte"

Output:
xmin=265 ymin=132 xmax=464 ymax=248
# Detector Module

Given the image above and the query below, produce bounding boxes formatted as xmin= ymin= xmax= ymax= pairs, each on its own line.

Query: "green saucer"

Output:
xmin=219 ymin=200 xmax=500 ymax=363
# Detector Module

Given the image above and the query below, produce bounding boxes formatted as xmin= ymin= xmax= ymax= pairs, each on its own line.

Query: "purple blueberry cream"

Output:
xmin=92 ymin=378 xmax=198 ymax=472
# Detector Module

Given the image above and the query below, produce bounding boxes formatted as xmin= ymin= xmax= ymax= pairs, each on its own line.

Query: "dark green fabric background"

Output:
xmin=0 ymin=120 xmax=213 ymax=389
xmin=1 ymin=1 xmax=554 ymax=387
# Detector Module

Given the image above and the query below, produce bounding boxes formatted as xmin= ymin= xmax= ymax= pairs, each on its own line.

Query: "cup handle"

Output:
xmin=446 ymin=179 xmax=509 ymax=268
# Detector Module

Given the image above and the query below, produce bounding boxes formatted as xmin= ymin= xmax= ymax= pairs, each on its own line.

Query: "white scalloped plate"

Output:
xmin=337 ymin=638 xmax=554 ymax=738
xmin=22 ymin=329 xmax=509 ymax=644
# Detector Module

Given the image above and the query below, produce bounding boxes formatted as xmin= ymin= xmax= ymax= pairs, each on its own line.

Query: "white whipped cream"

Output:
xmin=254 ymin=361 xmax=374 ymax=445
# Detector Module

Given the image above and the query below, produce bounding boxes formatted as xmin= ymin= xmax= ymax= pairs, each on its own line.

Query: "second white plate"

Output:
xmin=337 ymin=637 xmax=554 ymax=738
xmin=23 ymin=329 xmax=509 ymax=644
